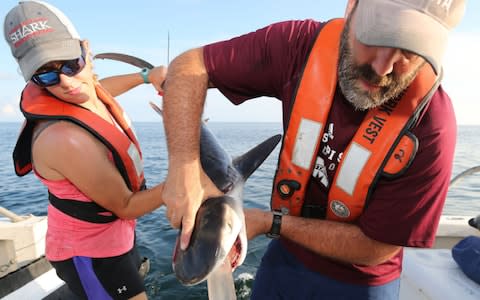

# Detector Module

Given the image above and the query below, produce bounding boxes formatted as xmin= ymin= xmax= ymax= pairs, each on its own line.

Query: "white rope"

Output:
xmin=0 ymin=206 xmax=25 ymax=222
xmin=450 ymin=165 xmax=480 ymax=187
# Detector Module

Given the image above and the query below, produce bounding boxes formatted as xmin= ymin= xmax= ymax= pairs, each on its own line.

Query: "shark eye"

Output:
xmin=223 ymin=182 xmax=234 ymax=193
xmin=226 ymin=222 xmax=233 ymax=233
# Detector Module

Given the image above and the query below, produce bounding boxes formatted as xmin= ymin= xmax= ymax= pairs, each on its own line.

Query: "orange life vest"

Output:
xmin=271 ymin=19 xmax=441 ymax=222
xmin=13 ymin=83 xmax=145 ymax=193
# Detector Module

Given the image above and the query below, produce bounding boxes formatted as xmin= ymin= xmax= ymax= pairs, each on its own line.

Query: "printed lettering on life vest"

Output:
xmin=312 ymin=156 xmax=329 ymax=187
xmin=362 ymin=96 xmax=401 ymax=145
xmin=383 ymin=133 xmax=418 ymax=176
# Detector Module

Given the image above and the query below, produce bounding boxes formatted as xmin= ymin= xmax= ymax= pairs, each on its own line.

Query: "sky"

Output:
xmin=1 ymin=0 xmax=479 ymax=124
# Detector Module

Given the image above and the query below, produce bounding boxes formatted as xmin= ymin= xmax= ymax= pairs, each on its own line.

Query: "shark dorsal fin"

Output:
xmin=232 ymin=134 xmax=282 ymax=180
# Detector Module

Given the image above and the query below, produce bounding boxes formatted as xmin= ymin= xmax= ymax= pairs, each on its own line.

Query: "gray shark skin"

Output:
xmin=148 ymin=102 xmax=281 ymax=286
xmin=174 ymin=127 xmax=281 ymax=285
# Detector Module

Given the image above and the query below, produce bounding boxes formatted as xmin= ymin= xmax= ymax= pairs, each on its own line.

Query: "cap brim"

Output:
xmin=354 ymin=0 xmax=447 ymax=74
xmin=19 ymin=39 xmax=81 ymax=81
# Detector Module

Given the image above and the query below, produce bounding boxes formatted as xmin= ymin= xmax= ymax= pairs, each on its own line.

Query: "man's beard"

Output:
xmin=337 ymin=20 xmax=424 ymax=111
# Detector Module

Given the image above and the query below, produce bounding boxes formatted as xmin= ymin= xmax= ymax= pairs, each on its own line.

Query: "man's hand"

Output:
xmin=162 ymin=160 xmax=222 ymax=250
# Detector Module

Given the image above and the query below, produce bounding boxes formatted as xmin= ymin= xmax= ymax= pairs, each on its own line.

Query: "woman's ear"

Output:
xmin=80 ymin=39 xmax=97 ymax=81
xmin=81 ymin=39 xmax=90 ymax=51
xmin=81 ymin=39 xmax=94 ymax=65
xmin=81 ymin=40 xmax=92 ymax=60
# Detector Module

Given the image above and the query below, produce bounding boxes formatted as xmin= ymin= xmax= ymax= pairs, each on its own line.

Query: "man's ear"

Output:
xmin=345 ymin=0 xmax=358 ymax=18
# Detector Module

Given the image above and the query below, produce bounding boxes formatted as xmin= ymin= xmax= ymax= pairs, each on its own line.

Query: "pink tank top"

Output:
xmin=35 ymin=171 xmax=136 ymax=261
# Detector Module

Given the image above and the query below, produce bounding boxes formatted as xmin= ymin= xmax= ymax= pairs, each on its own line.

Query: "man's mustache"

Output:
xmin=357 ymin=64 xmax=394 ymax=88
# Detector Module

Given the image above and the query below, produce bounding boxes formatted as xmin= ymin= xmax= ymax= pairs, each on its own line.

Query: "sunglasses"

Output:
xmin=31 ymin=46 xmax=86 ymax=87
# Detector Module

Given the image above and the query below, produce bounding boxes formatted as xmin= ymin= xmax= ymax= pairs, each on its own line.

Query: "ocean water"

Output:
xmin=0 ymin=122 xmax=479 ymax=299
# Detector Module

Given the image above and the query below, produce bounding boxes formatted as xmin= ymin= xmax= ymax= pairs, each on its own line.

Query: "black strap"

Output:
xmin=48 ymin=192 xmax=118 ymax=223
xmin=301 ymin=204 xmax=327 ymax=219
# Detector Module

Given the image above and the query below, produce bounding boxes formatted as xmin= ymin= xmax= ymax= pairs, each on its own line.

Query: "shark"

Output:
xmin=92 ymin=52 xmax=281 ymax=296
xmin=149 ymin=102 xmax=281 ymax=289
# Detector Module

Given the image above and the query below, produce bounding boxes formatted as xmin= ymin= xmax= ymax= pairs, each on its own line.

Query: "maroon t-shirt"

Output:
xmin=204 ymin=19 xmax=457 ymax=285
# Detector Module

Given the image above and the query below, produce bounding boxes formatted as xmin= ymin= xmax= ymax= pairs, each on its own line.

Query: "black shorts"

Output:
xmin=50 ymin=246 xmax=146 ymax=299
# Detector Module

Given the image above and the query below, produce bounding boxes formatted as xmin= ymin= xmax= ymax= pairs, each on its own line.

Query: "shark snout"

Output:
xmin=172 ymin=195 xmax=246 ymax=285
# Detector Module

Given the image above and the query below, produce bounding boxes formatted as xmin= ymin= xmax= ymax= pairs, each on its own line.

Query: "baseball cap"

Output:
xmin=354 ymin=0 xmax=466 ymax=74
xmin=3 ymin=0 xmax=81 ymax=81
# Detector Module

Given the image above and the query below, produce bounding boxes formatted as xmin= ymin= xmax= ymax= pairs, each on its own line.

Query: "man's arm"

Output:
xmin=245 ymin=208 xmax=401 ymax=266
xmin=162 ymin=47 xmax=222 ymax=250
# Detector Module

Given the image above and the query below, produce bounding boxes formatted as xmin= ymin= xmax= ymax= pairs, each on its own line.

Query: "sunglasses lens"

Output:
xmin=31 ymin=56 xmax=86 ymax=87
xmin=32 ymin=72 xmax=60 ymax=87
xmin=61 ymin=56 xmax=85 ymax=76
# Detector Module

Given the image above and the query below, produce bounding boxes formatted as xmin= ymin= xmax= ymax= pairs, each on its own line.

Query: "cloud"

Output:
xmin=2 ymin=103 xmax=16 ymax=115
xmin=0 ymin=92 xmax=22 ymax=121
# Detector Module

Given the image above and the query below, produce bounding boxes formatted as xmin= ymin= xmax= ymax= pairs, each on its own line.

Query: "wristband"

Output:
xmin=266 ymin=210 xmax=283 ymax=239
xmin=140 ymin=68 xmax=150 ymax=84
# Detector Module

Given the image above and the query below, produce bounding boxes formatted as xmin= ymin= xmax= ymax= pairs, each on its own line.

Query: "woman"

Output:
xmin=4 ymin=1 xmax=166 ymax=299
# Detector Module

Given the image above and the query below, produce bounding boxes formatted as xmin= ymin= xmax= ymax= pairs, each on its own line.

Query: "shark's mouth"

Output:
xmin=227 ymin=234 xmax=243 ymax=269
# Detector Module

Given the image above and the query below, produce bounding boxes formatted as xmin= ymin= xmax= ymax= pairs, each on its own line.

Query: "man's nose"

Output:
xmin=371 ymin=48 xmax=408 ymax=77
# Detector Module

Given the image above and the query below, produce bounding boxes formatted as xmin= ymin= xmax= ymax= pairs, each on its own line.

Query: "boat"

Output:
xmin=2 ymin=213 xmax=479 ymax=300
xmin=1 ymin=167 xmax=479 ymax=299
xmin=0 ymin=207 xmax=149 ymax=300
xmin=400 ymin=215 xmax=480 ymax=299
xmin=400 ymin=166 xmax=480 ymax=299
xmin=0 ymin=207 xmax=71 ymax=299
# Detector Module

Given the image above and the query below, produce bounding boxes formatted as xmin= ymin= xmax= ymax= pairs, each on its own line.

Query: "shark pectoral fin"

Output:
xmin=207 ymin=260 xmax=236 ymax=300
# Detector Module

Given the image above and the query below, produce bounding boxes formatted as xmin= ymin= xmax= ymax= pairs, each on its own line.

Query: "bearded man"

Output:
xmin=160 ymin=0 xmax=467 ymax=299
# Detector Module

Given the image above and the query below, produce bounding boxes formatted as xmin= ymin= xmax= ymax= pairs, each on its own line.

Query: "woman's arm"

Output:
xmin=99 ymin=66 xmax=167 ymax=97
xmin=32 ymin=121 xmax=165 ymax=219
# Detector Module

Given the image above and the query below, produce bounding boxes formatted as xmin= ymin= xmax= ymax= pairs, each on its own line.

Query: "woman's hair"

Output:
xmin=80 ymin=40 xmax=100 ymax=83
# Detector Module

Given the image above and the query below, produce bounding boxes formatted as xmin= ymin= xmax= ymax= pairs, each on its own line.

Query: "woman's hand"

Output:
xmin=148 ymin=66 xmax=167 ymax=95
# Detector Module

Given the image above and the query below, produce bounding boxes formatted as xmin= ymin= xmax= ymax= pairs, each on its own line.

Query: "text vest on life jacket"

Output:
xmin=13 ymin=83 xmax=145 ymax=220
xmin=271 ymin=19 xmax=441 ymax=222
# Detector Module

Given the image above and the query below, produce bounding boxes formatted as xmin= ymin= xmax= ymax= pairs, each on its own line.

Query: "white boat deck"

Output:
xmin=400 ymin=248 xmax=480 ymax=300
xmin=1 ymin=268 xmax=64 ymax=300
xmin=399 ymin=216 xmax=480 ymax=300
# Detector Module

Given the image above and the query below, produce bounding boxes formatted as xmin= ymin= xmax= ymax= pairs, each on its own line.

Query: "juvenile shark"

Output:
xmin=149 ymin=102 xmax=281 ymax=286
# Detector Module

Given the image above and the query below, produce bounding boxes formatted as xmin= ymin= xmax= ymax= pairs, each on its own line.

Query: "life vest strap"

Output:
xmin=48 ymin=192 xmax=118 ymax=223
xmin=301 ymin=204 xmax=327 ymax=219
xmin=13 ymin=120 xmax=35 ymax=176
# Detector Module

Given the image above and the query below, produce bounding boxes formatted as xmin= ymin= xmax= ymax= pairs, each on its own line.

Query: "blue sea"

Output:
xmin=1 ymin=122 xmax=479 ymax=299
